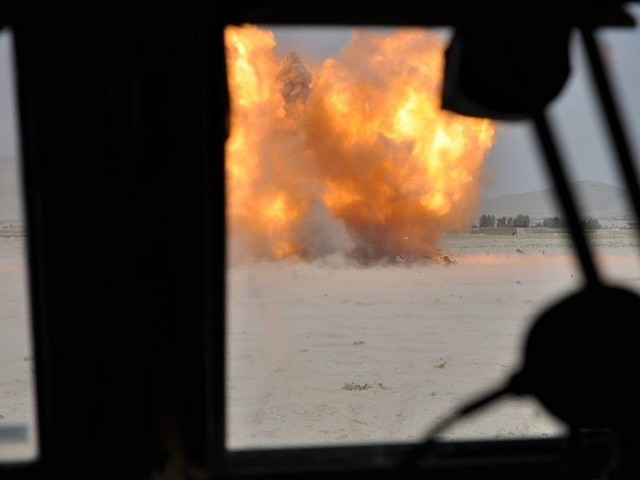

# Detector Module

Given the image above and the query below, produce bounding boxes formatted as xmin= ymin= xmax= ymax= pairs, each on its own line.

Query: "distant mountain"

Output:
xmin=478 ymin=181 xmax=633 ymax=225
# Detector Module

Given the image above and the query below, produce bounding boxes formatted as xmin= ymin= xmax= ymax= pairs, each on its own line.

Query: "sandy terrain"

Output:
xmin=226 ymin=229 xmax=640 ymax=449
xmin=1 ymin=229 xmax=639 ymax=461
xmin=0 ymin=236 xmax=36 ymax=462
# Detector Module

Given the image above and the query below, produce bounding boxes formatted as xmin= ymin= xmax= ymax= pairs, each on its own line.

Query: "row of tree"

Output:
xmin=476 ymin=214 xmax=601 ymax=230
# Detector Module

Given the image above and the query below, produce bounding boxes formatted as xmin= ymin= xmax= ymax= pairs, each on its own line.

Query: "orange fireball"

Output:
xmin=224 ymin=25 xmax=495 ymax=264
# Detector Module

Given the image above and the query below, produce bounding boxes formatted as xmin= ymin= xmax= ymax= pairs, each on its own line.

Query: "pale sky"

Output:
xmin=0 ymin=31 xmax=20 ymax=221
xmin=1 ymin=8 xmax=640 ymax=221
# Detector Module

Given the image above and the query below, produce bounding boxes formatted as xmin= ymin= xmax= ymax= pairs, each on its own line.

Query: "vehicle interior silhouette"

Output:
xmin=1 ymin=1 xmax=639 ymax=479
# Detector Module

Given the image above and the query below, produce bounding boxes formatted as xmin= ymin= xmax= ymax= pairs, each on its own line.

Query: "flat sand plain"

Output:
xmin=227 ymin=228 xmax=640 ymax=449
xmin=2 ymin=229 xmax=639 ymax=460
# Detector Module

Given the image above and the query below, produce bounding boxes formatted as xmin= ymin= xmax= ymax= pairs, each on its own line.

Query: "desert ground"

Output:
xmin=0 ymin=235 xmax=36 ymax=462
xmin=1 ymin=229 xmax=639 ymax=461
xmin=226 ymin=228 xmax=640 ymax=449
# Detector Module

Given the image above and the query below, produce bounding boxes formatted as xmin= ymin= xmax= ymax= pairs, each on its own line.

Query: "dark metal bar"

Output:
xmin=579 ymin=27 xmax=640 ymax=238
xmin=205 ymin=24 xmax=231 ymax=478
xmin=532 ymin=111 xmax=602 ymax=287
xmin=227 ymin=437 xmax=574 ymax=479
xmin=218 ymin=1 xmax=636 ymax=28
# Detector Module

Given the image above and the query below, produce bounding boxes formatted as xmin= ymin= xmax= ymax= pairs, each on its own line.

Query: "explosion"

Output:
xmin=225 ymin=25 xmax=495 ymax=265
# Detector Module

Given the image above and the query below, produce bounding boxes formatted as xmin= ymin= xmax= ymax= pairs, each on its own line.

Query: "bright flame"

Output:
xmin=225 ymin=25 xmax=495 ymax=264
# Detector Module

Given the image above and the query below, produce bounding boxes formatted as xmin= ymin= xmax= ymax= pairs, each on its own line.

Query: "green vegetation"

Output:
xmin=478 ymin=214 xmax=496 ymax=228
xmin=477 ymin=214 xmax=601 ymax=229
xmin=542 ymin=216 xmax=565 ymax=228
xmin=580 ymin=216 xmax=601 ymax=230
xmin=478 ymin=214 xmax=530 ymax=228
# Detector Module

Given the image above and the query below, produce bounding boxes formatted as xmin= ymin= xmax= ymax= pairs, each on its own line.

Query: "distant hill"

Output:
xmin=478 ymin=181 xmax=634 ymax=227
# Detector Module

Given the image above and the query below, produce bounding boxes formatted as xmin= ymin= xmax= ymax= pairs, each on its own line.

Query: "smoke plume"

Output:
xmin=225 ymin=26 xmax=495 ymax=265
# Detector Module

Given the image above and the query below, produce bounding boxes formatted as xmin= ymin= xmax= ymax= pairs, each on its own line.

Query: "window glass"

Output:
xmin=224 ymin=12 xmax=640 ymax=449
xmin=0 ymin=29 xmax=38 ymax=462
